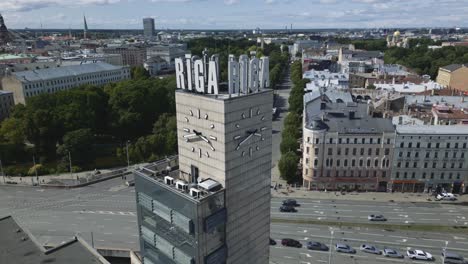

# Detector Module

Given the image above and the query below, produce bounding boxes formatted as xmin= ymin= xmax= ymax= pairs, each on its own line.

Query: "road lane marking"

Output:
xmin=360 ymin=233 xmax=385 ymax=237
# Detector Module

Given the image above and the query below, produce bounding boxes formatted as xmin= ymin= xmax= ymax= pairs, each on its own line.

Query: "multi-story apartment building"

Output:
xmin=0 ymin=90 xmax=14 ymax=121
xmin=102 ymin=45 xmax=147 ymax=66
xmin=436 ymin=64 xmax=468 ymax=91
xmin=146 ymin=45 xmax=187 ymax=67
xmin=1 ymin=63 xmax=130 ymax=104
xmin=392 ymin=125 xmax=468 ymax=193
xmin=303 ymin=93 xmax=395 ymax=191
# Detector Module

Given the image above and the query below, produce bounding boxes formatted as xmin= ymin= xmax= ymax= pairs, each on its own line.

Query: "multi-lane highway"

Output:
xmin=1 ymin=178 xmax=468 ymax=263
xmin=271 ymin=223 xmax=468 ymax=264
xmin=271 ymin=197 xmax=468 ymax=226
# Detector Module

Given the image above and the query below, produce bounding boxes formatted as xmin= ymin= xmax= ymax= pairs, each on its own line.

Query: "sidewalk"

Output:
xmin=0 ymin=169 xmax=114 ymax=186
xmin=271 ymin=187 xmax=468 ymax=203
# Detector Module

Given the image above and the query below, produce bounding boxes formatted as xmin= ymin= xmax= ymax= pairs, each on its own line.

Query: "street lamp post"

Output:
xmin=33 ymin=155 xmax=38 ymax=184
xmin=0 ymin=159 xmax=5 ymax=184
xmin=126 ymin=140 xmax=130 ymax=168
xmin=443 ymin=241 xmax=448 ymax=264
xmin=69 ymin=151 xmax=73 ymax=179
xmin=328 ymin=230 xmax=334 ymax=264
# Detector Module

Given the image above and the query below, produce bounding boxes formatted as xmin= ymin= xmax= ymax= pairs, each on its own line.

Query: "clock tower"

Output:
xmin=176 ymin=88 xmax=273 ymax=263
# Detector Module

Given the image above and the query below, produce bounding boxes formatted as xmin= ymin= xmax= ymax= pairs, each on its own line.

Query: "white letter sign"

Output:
xmin=175 ymin=58 xmax=185 ymax=90
xmin=194 ymin=60 xmax=205 ymax=93
xmin=207 ymin=61 xmax=219 ymax=95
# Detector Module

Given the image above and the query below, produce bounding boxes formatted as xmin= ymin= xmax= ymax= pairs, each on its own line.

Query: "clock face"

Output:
xmin=233 ymin=107 xmax=267 ymax=157
xmin=183 ymin=108 xmax=216 ymax=159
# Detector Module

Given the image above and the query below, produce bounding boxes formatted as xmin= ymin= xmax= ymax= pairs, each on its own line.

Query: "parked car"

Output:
xmin=407 ymin=249 xmax=433 ymax=260
xmin=443 ymin=251 xmax=465 ymax=264
xmin=282 ymin=199 xmax=300 ymax=207
xmin=335 ymin=243 xmax=356 ymax=254
xmin=281 ymin=238 xmax=302 ymax=248
xmin=383 ymin=248 xmax=404 ymax=258
xmin=436 ymin=193 xmax=457 ymax=201
xmin=306 ymin=241 xmax=329 ymax=251
xmin=279 ymin=205 xmax=297 ymax=212
xmin=360 ymin=244 xmax=381 ymax=255
xmin=269 ymin=238 xmax=277 ymax=246
xmin=368 ymin=214 xmax=387 ymax=221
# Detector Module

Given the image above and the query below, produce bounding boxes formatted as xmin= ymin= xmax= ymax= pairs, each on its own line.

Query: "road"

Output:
xmin=271 ymin=66 xmax=292 ymax=186
xmin=270 ymin=223 xmax=468 ymax=264
xmin=271 ymin=197 xmax=468 ymax=226
xmin=2 ymin=178 xmax=468 ymax=252
xmin=0 ymin=175 xmax=139 ymax=250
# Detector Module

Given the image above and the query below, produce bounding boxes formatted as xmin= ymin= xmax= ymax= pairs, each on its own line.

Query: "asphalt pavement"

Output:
xmin=271 ymin=197 xmax=468 ymax=226
xmin=270 ymin=223 xmax=468 ymax=264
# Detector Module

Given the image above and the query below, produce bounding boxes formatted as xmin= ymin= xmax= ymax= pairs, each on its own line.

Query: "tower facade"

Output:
xmin=176 ymin=89 xmax=272 ymax=264
xmin=135 ymin=53 xmax=272 ymax=264
xmin=143 ymin=18 xmax=155 ymax=38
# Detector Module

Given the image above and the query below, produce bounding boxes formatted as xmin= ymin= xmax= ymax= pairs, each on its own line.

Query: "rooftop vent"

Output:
xmin=176 ymin=180 xmax=188 ymax=191
xmin=190 ymin=188 xmax=202 ymax=199
xmin=164 ymin=176 xmax=174 ymax=185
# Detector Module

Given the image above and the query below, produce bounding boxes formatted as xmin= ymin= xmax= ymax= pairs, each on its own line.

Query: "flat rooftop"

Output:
xmin=396 ymin=125 xmax=468 ymax=135
xmin=176 ymin=88 xmax=272 ymax=101
xmin=305 ymin=94 xmax=395 ymax=134
xmin=133 ymin=156 xmax=223 ymax=201
xmin=0 ymin=216 xmax=108 ymax=264
xmin=13 ymin=62 xmax=126 ymax=83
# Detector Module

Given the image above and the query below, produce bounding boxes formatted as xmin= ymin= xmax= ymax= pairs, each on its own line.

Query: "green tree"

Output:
xmin=280 ymin=133 xmax=299 ymax=154
xmin=0 ymin=118 xmax=25 ymax=145
xmin=131 ymin=66 xmax=150 ymax=80
xmin=279 ymin=151 xmax=300 ymax=183
xmin=56 ymin=128 xmax=95 ymax=165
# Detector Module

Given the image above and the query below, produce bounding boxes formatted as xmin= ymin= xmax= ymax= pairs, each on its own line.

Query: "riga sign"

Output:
xmin=175 ymin=54 xmax=269 ymax=96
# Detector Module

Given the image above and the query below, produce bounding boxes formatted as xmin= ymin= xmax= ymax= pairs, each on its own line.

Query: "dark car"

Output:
xmin=270 ymin=238 xmax=277 ymax=246
xmin=280 ymin=205 xmax=297 ymax=212
xmin=306 ymin=241 xmax=329 ymax=251
xmin=282 ymin=199 xmax=299 ymax=207
xmin=443 ymin=251 xmax=465 ymax=264
xmin=281 ymin=238 xmax=302 ymax=248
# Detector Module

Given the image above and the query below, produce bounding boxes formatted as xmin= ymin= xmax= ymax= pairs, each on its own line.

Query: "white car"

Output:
xmin=407 ymin=249 xmax=433 ymax=260
xmin=436 ymin=193 xmax=457 ymax=201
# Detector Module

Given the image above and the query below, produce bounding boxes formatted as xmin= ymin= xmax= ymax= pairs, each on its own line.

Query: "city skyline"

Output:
xmin=1 ymin=0 xmax=467 ymax=30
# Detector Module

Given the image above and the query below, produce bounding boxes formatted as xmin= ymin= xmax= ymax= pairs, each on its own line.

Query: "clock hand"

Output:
xmin=236 ymin=133 xmax=254 ymax=150
xmin=199 ymin=135 xmax=210 ymax=143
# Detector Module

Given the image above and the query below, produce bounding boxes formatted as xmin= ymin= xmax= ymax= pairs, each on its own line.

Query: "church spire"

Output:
xmin=83 ymin=15 xmax=88 ymax=39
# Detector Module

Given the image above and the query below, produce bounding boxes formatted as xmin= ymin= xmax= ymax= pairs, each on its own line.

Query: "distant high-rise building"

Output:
xmin=143 ymin=18 xmax=155 ymax=38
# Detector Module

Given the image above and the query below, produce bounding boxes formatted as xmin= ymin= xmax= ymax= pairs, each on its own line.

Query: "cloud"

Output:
xmin=224 ymin=0 xmax=240 ymax=5
xmin=0 ymin=0 xmax=122 ymax=12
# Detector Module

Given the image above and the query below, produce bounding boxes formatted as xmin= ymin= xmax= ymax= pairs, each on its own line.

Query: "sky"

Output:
xmin=1 ymin=0 xmax=467 ymax=30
